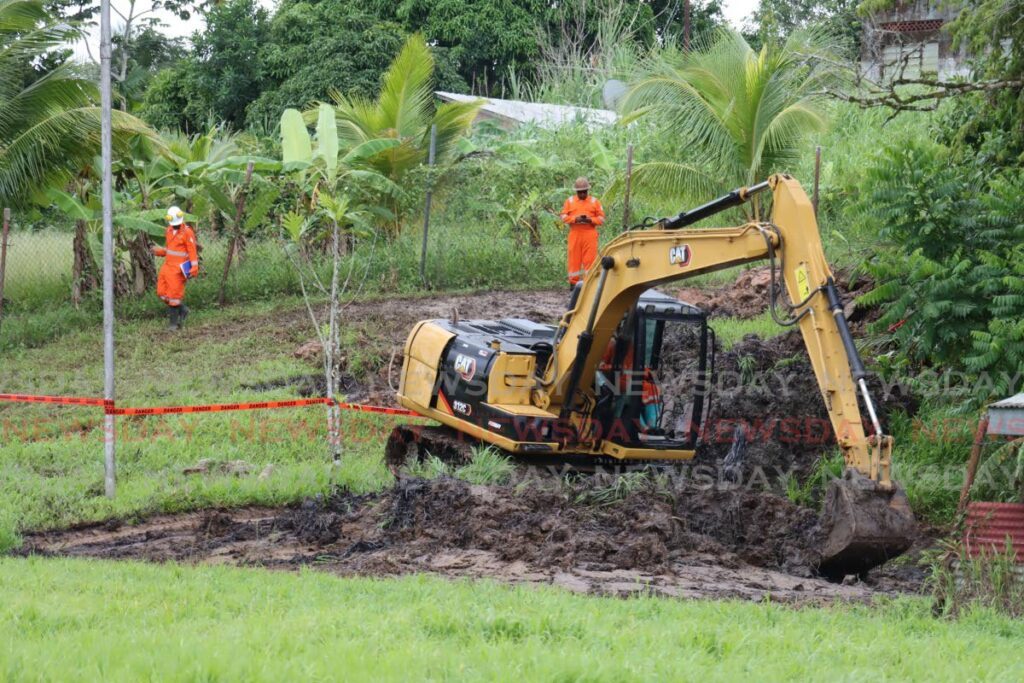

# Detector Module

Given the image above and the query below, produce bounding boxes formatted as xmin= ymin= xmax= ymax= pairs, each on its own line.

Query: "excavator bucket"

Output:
xmin=818 ymin=470 xmax=916 ymax=579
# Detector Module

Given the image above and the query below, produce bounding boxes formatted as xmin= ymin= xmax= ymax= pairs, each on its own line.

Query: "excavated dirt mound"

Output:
xmin=669 ymin=266 xmax=877 ymax=321
xmin=659 ymin=325 xmax=916 ymax=487
xmin=21 ymin=476 xmax=921 ymax=603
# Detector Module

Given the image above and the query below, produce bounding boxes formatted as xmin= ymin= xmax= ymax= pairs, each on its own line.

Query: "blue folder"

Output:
xmin=180 ymin=261 xmax=193 ymax=278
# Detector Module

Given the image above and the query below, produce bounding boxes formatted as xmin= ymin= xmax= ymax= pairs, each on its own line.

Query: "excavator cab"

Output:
xmin=593 ymin=290 xmax=712 ymax=450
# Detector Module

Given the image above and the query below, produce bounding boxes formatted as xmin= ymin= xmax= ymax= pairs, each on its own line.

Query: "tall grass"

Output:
xmin=928 ymin=540 xmax=1024 ymax=618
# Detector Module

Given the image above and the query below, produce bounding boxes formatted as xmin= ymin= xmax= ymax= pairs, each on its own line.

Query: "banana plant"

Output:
xmin=281 ymin=105 xmax=402 ymax=221
xmin=278 ymin=109 xmax=401 ymax=464
xmin=151 ymin=128 xmax=283 ymax=305
xmin=45 ymin=183 xmax=180 ymax=301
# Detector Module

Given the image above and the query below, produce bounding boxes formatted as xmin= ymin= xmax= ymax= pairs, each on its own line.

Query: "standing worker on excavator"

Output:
xmin=561 ymin=177 xmax=605 ymax=289
xmin=152 ymin=205 xmax=199 ymax=330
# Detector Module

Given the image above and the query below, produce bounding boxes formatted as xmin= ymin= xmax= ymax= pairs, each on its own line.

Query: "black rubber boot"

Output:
xmin=178 ymin=304 xmax=189 ymax=328
xmin=167 ymin=306 xmax=179 ymax=330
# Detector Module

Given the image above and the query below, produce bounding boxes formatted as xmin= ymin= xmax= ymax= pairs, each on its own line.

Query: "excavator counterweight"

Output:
xmin=392 ymin=175 xmax=916 ymax=577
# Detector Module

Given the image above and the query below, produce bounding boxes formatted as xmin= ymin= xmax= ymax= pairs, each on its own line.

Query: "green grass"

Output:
xmin=0 ymin=296 xmax=406 ymax=548
xmin=711 ymin=311 xmax=782 ymax=349
xmin=0 ymin=221 xmax=570 ymax=350
xmin=2 ymin=557 xmax=1023 ymax=682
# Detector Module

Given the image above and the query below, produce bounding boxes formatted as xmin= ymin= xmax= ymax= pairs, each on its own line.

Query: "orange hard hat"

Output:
xmin=574 ymin=177 xmax=591 ymax=191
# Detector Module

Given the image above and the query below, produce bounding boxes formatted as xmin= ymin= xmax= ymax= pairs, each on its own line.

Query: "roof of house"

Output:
xmin=435 ymin=91 xmax=617 ymax=130
xmin=987 ymin=393 xmax=1024 ymax=436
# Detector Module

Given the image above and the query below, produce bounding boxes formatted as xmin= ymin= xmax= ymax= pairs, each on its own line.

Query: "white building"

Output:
xmin=860 ymin=1 xmax=970 ymax=81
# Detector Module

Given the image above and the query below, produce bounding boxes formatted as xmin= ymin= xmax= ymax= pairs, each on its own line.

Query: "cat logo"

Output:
xmin=454 ymin=353 xmax=477 ymax=381
xmin=452 ymin=400 xmax=472 ymax=416
xmin=669 ymin=244 xmax=691 ymax=267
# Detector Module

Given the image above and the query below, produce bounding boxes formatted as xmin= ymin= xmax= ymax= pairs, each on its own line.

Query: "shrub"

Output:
xmin=858 ymin=140 xmax=1024 ymax=402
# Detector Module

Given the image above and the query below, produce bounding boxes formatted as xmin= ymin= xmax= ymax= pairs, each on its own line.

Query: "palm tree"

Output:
xmin=314 ymin=34 xmax=483 ymax=235
xmin=0 ymin=0 xmax=151 ymax=207
xmin=619 ymin=28 xmax=843 ymax=208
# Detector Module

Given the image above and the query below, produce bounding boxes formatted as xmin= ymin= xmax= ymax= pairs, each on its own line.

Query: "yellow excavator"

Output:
xmin=388 ymin=175 xmax=915 ymax=577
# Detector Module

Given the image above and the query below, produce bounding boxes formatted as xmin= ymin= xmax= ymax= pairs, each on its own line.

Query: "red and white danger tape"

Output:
xmin=0 ymin=393 xmax=107 ymax=407
xmin=0 ymin=393 xmax=418 ymax=418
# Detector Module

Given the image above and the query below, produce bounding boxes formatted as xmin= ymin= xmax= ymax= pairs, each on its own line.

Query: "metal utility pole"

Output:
xmin=419 ymin=124 xmax=437 ymax=288
xmin=100 ymin=0 xmax=116 ymax=498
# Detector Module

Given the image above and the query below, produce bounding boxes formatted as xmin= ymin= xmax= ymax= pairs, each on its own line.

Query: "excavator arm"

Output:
xmin=541 ymin=175 xmax=887 ymax=483
xmin=538 ymin=175 xmax=914 ymax=574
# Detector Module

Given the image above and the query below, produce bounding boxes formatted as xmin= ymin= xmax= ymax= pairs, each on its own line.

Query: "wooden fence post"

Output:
xmin=621 ymin=144 xmax=634 ymax=231
xmin=812 ymin=145 xmax=822 ymax=217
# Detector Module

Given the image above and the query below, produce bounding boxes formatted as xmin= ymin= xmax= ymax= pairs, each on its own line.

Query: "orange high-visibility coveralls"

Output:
xmin=561 ymin=194 xmax=605 ymax=285
xmin=599 ymin=338 xmax=662 ymax=430
xmin=153 ymin=224 xmax=199 ymax=307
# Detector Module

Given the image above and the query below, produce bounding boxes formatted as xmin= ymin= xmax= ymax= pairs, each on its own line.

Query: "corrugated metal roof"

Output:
xmin=436 ymin=91 xmax=617 ymax=130
xmin=987 ymin=393 xmax=1024 ymax=436
xmin=992 ymin=393 xmax=1024 ymax=409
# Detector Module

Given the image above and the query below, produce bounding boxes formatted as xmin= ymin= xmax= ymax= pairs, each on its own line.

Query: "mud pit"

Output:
xmin=21 ymin=476 xmax=920 ymax=603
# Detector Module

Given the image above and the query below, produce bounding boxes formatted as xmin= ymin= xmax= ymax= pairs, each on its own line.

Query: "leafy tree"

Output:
xmin=371 ymin=0 xmax=548 ymax=94
xmin=138 ymin=65 xmax=194 ymax=131
xmin=617 ymin=28 xmax=842 ymax=203
xmin=943 ymin=0 xmax=1024 ymax=166
xmin=112 ymin=23 xmax=186 ymax=110
xmin=187 ymin=0 xmax=269 ymax=128
xmin=317 ymin=34 xmax=484 ymax=235
xmin=858 ymin=139 xmax=1024 ymax=401
xmin=0 ymin=0 xmax=151 ymax=207
xmin=648 ymin=0 xmax=726 ymax=48
xmin=751 ymin=0 xmax=861 ymax=52
xmin=244 ymin=0 xmax=411 ymax=130
xmin=140 ymin=0 xmax=270 ymax=131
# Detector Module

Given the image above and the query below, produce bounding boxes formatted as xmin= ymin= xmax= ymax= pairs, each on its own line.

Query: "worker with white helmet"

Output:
xmin=152 ymin=205 xmax=199 ymax=330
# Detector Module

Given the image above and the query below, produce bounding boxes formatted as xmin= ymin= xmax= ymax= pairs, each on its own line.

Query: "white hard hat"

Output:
xmin=166 ymin=205 xmax=184 ymax=226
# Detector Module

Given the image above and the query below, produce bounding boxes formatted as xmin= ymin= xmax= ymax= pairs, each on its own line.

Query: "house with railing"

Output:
xmin=860 ymin=1 xmax=969 ymax=80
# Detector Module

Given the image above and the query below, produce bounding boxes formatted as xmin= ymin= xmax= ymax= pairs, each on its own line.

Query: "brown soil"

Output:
xmin=229 ymin=289 xmax=572 ymax=405
xmin=20 ymin=476 xmax=922 ymax=603
xmin=670 ymin=267 xmax=777 ymax=319
xmin=658 ymin=270 xmax=913 ymax=486
xmin=669 ymin=266 xmax=877 ymax=322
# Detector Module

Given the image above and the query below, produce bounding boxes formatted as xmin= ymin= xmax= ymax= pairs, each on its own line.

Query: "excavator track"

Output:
xmin=384 ymin=423 xmax=685 ymax=475
xmin=384 ymin=424 xmax=477 ymax=473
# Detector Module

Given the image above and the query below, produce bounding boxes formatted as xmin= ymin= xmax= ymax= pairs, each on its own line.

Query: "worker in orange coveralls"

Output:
xmin=560 ymin=176 xmax=605 ymax=289
xmin=152 ymin=205 xmax=199 ymax=330
xmin=598 ymin=335 xmax=662 ymax=432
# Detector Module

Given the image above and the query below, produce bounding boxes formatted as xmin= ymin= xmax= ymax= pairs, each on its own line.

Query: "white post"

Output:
xmin=100 ymin=0 xmax=116 ymax=498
